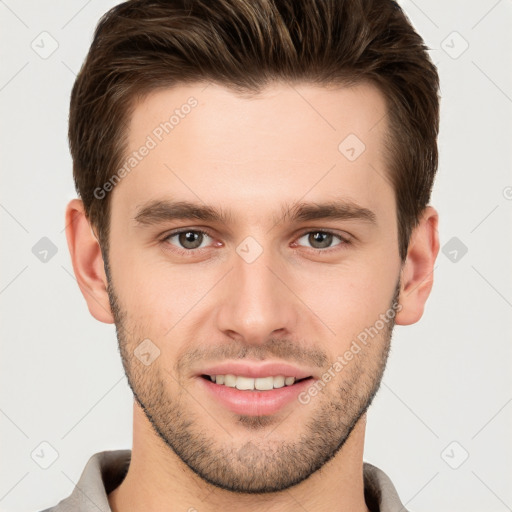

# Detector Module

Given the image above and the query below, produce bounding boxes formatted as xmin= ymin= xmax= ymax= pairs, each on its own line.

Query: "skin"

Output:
xmin=65 ymin=81 xmax=439 ymax=512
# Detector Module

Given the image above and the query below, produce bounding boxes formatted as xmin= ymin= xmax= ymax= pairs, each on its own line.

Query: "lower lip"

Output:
xmin=198 ymin=376 xmax=314 ymax=416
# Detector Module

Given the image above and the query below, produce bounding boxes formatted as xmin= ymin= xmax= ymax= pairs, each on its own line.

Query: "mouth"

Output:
xmin=198 ymin=373 xmax=316 ymax=416
xmin=200 ymin=374 xmax=313 ymax=391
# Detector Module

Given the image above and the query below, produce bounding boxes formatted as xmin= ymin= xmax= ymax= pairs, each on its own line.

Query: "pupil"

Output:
xmin=180 ymin=231 xmax=202 ymax=249
xmin=310 ymin=232 xmax=332 ymax=249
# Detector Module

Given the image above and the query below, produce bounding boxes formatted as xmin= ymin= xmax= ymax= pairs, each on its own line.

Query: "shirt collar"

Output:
xmin=43 ymin=450 xmax=409 ymax=512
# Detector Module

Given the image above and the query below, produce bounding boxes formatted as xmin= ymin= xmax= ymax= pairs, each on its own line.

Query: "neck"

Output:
xmin=108 ymin=403 xmax=370 ymax=512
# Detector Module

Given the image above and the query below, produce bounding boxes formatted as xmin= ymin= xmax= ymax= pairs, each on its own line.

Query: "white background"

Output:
xmin=1 ymin=1 xmax=511 ymax=511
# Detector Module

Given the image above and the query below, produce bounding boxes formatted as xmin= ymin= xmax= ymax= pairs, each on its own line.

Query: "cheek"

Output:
xmin=294 ymin=256 xmax=399 ymax=337
xmin=115 ymin=258 xmax=224 ymax=351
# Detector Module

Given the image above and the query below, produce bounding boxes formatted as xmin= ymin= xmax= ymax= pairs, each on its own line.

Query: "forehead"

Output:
xmin=111 ymin=81 xmax=393 ymax=226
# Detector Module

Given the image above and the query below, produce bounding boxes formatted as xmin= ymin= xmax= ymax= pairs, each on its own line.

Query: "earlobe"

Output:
xmin=395 ymin=206 xmax=440 ymax=325
xmin=65 ymin=198 xmax=115 ymax=324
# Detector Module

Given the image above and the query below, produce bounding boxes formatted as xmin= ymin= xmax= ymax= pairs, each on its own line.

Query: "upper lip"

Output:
xmin=198 ymin=361 xmax=315 ymax=380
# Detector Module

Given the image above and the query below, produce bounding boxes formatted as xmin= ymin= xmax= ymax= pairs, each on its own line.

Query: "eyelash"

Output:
xmin=160 ymin=228 xmax=351 ymax=257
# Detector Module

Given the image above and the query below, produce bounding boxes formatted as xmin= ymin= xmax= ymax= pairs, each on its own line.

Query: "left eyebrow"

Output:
xmin=279 ymin=200 xmax=377 ymax=225
xmin=132 ymin=198 xmax=377 ymax=227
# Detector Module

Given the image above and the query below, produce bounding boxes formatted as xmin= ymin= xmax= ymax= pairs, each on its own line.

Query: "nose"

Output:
xmin=215 ymin=247 xmax=299 ymax=345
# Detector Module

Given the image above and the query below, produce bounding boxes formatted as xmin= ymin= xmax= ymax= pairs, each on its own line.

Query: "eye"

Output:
xmin=295 ymin=230 xmax=349 ymax=251
xmin=160 ymin=228 xmax=350 ymax=256
xmin=164 ymin=229 xmax=214 ymax=251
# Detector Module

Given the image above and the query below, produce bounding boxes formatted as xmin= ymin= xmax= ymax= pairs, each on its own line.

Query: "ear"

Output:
xmin=64 ymin=198 xmax=114 ymax=324
xmin=395 ymin=206 xmax=440 ymax=325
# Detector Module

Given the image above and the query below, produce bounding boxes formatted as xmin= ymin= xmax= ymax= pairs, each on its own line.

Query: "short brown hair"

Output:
xmin=69 ymin=0 xmax=439 ymax=263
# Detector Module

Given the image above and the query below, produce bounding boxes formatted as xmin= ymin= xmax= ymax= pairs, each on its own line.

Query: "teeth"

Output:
xmin=273 ymin=376 xmax=285 ymax=388
xmin=255 ymin=376 xmax=274 ymax=390
xmin=235 ymin=376 xmax=253 ymax=390
xmin=224 ymin=374 xmax=237 ymax=387
xmin=209 ymin=374 xmax=297 ymax=390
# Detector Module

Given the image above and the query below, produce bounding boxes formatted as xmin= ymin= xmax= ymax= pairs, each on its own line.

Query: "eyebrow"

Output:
xmin=133 ymin=198 xmax=377 ymax=227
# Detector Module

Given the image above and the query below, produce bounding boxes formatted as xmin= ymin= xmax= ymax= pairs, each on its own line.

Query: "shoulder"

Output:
xmin=363 ymin=461 xmax=411 ymax=512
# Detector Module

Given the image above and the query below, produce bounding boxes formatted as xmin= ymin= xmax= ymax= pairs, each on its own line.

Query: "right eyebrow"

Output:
xmin=133 ymin=199 xmax=235 ymax=226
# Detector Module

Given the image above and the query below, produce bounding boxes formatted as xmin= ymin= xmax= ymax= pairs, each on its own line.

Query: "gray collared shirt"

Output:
xmin=39 ymin=450 xmax=410 ymax=512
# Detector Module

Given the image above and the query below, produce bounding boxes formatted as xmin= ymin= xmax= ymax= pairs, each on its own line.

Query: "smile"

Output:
xmin=203 ymin=374 xmax=311 ymax=390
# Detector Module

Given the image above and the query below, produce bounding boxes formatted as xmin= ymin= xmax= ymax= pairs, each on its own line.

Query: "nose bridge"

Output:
xmin=216 ymin=243 xmax=296 ymax=342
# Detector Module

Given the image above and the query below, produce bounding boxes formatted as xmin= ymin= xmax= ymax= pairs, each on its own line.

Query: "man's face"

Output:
xmin=105 ymin=82 xmax=403 ymax=493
